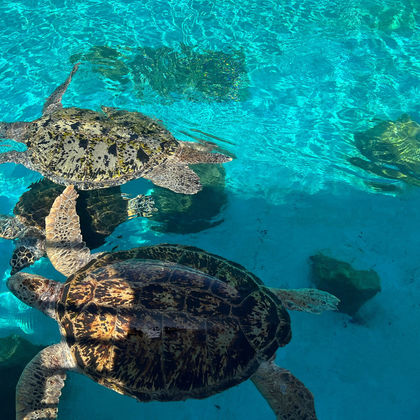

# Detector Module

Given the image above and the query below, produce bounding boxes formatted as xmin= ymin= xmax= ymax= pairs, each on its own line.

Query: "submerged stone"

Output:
xmin=71 ymin=44 xmax=249 ymax=102
xmin=310 ymin=254 xmax=381 ymax=316
xmin=130 ymin=44 xmax=249 ymax=102
xmin=0 ymin=334 xmax=44 ymax=420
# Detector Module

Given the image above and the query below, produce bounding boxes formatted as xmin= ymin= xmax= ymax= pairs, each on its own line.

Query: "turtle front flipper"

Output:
xmin=251 ymin=360 xmax=317 ymax=420
xmin=123 ymin=193 xmax=157 ymax=219
xmin=11 ymin=238 xmax=45 ymax=274
xmin=42 ymin=63 xmax=80 ymax=115
xmin=16 ymin=342 xmax=76 ymax=420
xmin=144 ymin=163 xmax=203 ymax=194
xmin=270 ymin=288 xmax=339 ymax=314
xmin=45 ymin=185 xmax=92 ymax=276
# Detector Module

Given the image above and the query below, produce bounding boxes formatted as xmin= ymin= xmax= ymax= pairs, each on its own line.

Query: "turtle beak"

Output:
xmin=6 ymin=275 xmax=14 ymax=293
xmin=6 ymin=272 xmax=26 ymax=298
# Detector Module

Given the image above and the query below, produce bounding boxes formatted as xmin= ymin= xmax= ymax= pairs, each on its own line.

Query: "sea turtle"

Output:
xmin=0 ymin=63 xmax=232 ymax=194
xmin=348 ymin=114 xmax=420 ymax=188
xmin=0 ymin=178 xmax=155 ymax=274
xmin=7 ymin=185 xmax=339 ymax=420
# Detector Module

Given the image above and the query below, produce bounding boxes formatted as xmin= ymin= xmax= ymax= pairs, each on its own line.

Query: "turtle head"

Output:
xmin=0 ymin=121 xmax=29 ymax=142
xmin=7 ymin=273 xmax=62 ymax=320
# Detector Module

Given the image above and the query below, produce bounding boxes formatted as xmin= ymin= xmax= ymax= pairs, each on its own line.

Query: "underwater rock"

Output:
xmin=310 ymin=254 xmax=381 ymax=316
xmin=150 ymin=163 xmax=227 ymax=233
xmin=71 ymin=44 xmax=249 ymax=102
xmin=348 ymin=114 xmax=420 ymax=188
xmin=0 ymin=334 xmax=44 ymax=420
xmin=131 ymin=44 xmax=249 ymax=102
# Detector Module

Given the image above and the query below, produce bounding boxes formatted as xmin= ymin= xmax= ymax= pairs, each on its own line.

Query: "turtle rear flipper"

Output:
xmin=42 ymin=62 xmax=80 ymax=115
xmin=144 ymin=163 xmax=202 ymax=194
xmin=251 ymin=360 xmax=317 ymax=420
xmin=16 ymin=343 xmax=75 ymax=420
xmin=271 ymin=288 xmax=339 ymax=314
xmin=45 ymin=185 xmax=92 ymax=276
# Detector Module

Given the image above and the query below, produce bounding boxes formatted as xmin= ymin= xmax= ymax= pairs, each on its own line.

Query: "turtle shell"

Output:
xmin=57 ymin=245 xmax=291 ymax=401
xmin=14 ymin=179 xmax=127 ymax=249
xmin=23 ymin=107 xmax=179 ymax=189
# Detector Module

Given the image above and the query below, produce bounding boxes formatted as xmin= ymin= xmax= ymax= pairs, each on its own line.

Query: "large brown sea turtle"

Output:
xmin=0 ymin=63 xmax=232 ymax=194
xmin=0 ymin=178 xmax=155 ymax=274
xmin=7 ymin=185 xmax=338 ymax=420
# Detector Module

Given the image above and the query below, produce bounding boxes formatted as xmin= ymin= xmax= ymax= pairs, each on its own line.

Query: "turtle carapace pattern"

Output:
xmin=0 ymin=63 xmax=232 ymax=194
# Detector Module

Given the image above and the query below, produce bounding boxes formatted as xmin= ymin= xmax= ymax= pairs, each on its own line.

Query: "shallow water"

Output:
xmin=0 ymin=0 xmax=419 ymax=419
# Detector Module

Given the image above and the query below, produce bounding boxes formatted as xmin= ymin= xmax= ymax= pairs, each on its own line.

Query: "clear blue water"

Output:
xmin=0 ymin=0 xmax=420 ymax=419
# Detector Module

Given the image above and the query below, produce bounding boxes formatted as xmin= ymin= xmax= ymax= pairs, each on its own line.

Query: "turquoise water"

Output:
xmin=0 ymin=0 xmax=420 ymax=419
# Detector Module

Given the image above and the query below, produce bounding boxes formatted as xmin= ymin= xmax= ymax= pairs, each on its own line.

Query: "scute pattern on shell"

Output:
xmin=58 ymin=246 xmax=291 ymax=401
xmin=24 ymin=107 xmax=178 ymax=189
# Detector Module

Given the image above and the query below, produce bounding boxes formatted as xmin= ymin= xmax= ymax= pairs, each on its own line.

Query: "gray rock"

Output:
xmin=310 ymin=254 xmax=381 ymax=316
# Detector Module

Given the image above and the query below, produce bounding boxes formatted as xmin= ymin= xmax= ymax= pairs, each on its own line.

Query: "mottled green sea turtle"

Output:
xmin=0 ymin=63 xmax=232 ymax=193
xmin=7 ymin=185 xmax=338 ymax=419
xmin=0 ymin=178 xmax=155 ymax=274
xmin=348 ymin=114 xmax=420 ymax=188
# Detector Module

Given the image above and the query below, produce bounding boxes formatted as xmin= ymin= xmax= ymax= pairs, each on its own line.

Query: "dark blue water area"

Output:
xmin=0 ymin=0 xmax=419 ymax=419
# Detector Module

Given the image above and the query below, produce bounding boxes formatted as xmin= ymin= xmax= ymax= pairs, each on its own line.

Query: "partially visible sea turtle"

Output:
xmin=348 ymin=114 xmax=420 ymax=188
xmin=0 ymin=178 xmax=155 ymax=274
xmin=7 ymin=185 xmax=338 ymax=420
xmin=0 ymin=63 xmax=232 ymax=194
